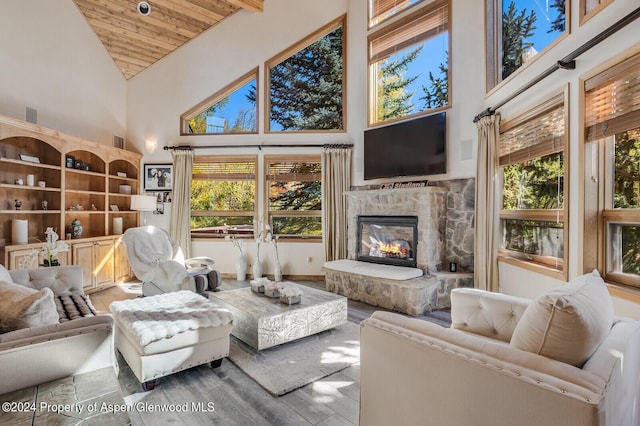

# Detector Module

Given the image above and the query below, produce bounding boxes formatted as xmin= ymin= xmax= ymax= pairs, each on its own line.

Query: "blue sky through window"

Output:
xmin=203 ymin=79 xmax=256 ymax=133
xmin=507 ymin=0 xmax=565 ymax=56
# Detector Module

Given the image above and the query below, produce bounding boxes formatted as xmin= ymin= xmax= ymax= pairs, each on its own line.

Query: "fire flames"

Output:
xmin=369 ymin=240 xmax=410 ymax=259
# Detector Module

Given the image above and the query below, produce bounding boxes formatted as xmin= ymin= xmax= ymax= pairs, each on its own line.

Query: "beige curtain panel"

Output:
xmin=170 ymin=149 xmax=194 ymax=259
xmin=474 ymin=114 xmax=500 ymax=292
xmin=322 ymin=146 xmax=352 ymax=262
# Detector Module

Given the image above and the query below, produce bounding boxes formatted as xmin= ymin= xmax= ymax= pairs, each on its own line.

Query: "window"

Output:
xmin=580 ymin=0 xmax=613 ymax=24
xmin=181 ymin=69 xmax=258 ymax=135
xmin=190 ymin=156 xmax=257 ymax=238
xmin=498 ymin=91 xmax=568 ymax=278
xmin=266 ymin=17 xmax=345 ymax=132
xmin=368 ymin=0 xmax=450 ymax=125
xmin=368 ymin=0 xmax=426 ymax=28
xmin=486 ymin=0 xmax=569 ymax=91
xmin=265 ymin=155 xmax=322 ymax=239
xmin=584 ymin=51 xmax=640 ymax=288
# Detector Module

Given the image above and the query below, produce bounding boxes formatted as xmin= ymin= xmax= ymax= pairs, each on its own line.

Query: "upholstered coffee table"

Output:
xmin=208 ymin=285 xmax=348 ymax=350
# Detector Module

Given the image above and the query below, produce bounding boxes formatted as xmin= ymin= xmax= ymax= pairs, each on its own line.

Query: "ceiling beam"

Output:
xmin=224 ymin=0 xmax=263 ymax=13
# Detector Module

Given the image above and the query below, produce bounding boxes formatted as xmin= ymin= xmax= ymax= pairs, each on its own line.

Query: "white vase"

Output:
xmin=274 ymin=262 xmax=283 ymax=282
xmin=252 ymin=259 xmax=262 ymax=279
xmin=235 ymin=255 xmax=247 ymax=281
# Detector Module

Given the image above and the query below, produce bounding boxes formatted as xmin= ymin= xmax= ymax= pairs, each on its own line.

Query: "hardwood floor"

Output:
xmin=91 ymin=278 xmax=451 ymax=425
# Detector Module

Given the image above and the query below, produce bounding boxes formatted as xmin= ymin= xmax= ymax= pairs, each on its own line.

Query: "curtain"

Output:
xmin=474 ymin=114 xmax=499 ymax=292
xmin=322 ymin=146 xmax=352 ymax=262
xmin=170 ymin=149 xmax=194 ymax=258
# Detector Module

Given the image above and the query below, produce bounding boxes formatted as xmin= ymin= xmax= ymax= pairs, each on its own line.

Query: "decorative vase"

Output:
xmin=235 ymin=255 xmax=247 ymax=281
xmin=252 ymin=259 xmax=262 ymax=279
xmin=274 ymin=262 xmax=283 ymax=282
xmin=69 ymin=218 xmax=83 ymax=239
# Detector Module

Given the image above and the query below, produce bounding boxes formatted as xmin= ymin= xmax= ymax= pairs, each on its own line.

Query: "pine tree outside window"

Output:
xmin=190 ymin=156 xmax=257 ymax=238
xmin=265 ymin=155 xmax=322 ymax=240
xmin=368 ymin=0 xmax=450 ymax=126
xmin=485 ymin=0 xmax=569 ymax=92
xmin=265 ymin=17 xmax=345 ymax=132
xmin=498 ymin=90 xmax=568 ymax=279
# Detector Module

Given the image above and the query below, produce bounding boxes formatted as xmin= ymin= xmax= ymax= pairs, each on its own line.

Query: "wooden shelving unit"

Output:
xmin=0 ymin=114 xmax=142 ymax=291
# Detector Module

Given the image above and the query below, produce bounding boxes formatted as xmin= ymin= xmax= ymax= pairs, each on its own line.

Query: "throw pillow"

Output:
xmin=0 ymin=280 xmax=59 ymax=333
xmin=510 ymin=270 xmax=613 ymax=367
xmin=0 ymin=264 xmax=12 ymax=283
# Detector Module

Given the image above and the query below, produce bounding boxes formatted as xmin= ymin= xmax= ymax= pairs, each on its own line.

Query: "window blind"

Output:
xmin=193 ymin=156 xmax=256 ymax=180
xmin=499 ymin=93 xmax=566 ymax=166
xmin=266 ymin=160 xmax=321 ymax=182
xmin=369 ymin=0 xmax=420 ymax=27
xmin=585 ymin=52 xmax=640 ymax=142
xmin=369 ymin=1 xmax=448 ymax=63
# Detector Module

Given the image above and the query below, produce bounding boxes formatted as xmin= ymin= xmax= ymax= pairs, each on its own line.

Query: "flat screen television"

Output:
xmin=364 ymin=112 xmax=446 ymax=180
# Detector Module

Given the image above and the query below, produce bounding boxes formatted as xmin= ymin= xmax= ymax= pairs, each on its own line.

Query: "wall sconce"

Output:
xmin=145 ymin=139 xmax=158 ymax=153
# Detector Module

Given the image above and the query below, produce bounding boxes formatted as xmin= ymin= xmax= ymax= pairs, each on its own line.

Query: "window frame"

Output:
xmin=485 ymin=0 xmax=571 ymax=94
xmin=367 ymin=0 xmax=451 ymax=127
xmin=263 ymin=154 xmax=322 ymax=242
xmin=582 ymin=48 xmax=640 ymax=290
xmin=180 ymin=68 xmax=259 ymax=136
xmin=580 ymin=0 xmax=614 ymax=26
xmin=497 ymin=88 xmax=570 ymax=281
xmin=264 ymin=15 xmax=346 ymax=134
xmin=368 ymin=0 xmax=428 ymax=28
xmin=190 ymin=155 xmax=258 ymax=239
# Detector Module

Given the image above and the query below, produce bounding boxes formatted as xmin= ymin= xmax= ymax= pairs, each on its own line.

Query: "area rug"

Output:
xmin=227 ymin=322 xmax=360 ymax=396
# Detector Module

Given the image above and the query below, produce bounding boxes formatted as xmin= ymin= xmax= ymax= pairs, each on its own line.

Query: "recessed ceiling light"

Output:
xmin=137 ymin=2 xmax=151 ymax=16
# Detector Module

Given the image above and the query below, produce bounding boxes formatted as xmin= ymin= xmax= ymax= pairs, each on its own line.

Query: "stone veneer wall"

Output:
xmin=346 ymin=187 xmax=447 ymax=275
xmin=346 ymin=178 xmax=475 ymax=274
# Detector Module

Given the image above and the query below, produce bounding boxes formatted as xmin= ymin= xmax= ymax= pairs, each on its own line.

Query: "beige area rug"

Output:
xmin=227 ymin=322 xmax=360 ymax=396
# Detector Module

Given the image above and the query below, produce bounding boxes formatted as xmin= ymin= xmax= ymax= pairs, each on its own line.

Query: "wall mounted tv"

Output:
xmin=364 ymin=112 xmax=446 ymax=180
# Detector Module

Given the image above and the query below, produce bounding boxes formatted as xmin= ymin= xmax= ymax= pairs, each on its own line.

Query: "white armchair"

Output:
xmin=359 ymin=271 xmax=640 ymax=426
xmin=123 ymin=226 xmax=220 ymax=296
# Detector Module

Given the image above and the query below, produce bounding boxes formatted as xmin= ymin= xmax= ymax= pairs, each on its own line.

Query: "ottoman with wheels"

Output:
xmin=110 ymin=291 xmax=234 ymax=390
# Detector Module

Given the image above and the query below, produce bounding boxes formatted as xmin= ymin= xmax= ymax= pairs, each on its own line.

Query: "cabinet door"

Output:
xmin=114 ymin=237 xmax=132 ymax=282
xmin=72 ymin=242 xmax=95 ymax=290
xmin=8 ymin=248 xmax=40 ymax=270
xmin=93 ymin=239 xmax=114 ymax=288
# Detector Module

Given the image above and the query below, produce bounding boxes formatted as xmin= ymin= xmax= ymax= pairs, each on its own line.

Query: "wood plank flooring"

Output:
xmin=90 ymin=278 xmax=451 ymax=425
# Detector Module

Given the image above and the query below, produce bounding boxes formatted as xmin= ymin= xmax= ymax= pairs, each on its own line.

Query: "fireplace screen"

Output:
xmin=357 ymin=215 xmax=418 ymax=267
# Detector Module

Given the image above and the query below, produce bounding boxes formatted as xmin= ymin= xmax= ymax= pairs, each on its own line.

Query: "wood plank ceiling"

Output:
xmin=72 ymin=0 xmax=264 ymax=79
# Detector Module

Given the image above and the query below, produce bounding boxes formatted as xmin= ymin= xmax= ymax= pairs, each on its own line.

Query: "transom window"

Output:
xmin=485 ymin=0 xmax=569 ymax=91
xmin=190 ymin=156 xmax=257 ymax=238
xmin=368 ymin=0 xmax=450 ymax=125
xmin=181 ymin=69 xmax=258 ymax=135
xmin=583 ymin=50 xmax=640 ymax=288
xmin=498 ymin=91 xmax=568 ymax=278
xmin=265 ymin=156 xmax=322 ymax=239
xmin=266 ymin=17 xmax=345 ymax=132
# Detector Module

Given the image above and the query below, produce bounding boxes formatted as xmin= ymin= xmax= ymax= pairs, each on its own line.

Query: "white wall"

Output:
xmin=0 ymin=0 xmax=126 ymax=145
xmin=492 ymin=1 xmax=640 ymax=318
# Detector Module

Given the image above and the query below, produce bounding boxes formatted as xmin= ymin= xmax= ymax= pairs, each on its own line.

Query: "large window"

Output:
xmin=190 ymin=156 xmax=257 ymax=238
xmin=181 ymin=69 xmax=258 ymax=135
xmin=265 ymin=156 xmax=322 ymax=239
xmin=368 ymin=0 xmax=450 ymax=125
xmin=498 ymin=91 xmax=568 ymax=278
xmin=486 ymin=0 xmax=569 ymax=91
xmin=584 ymin=51 xmax=640 ymax=288
xmin=265 ymin=17 xmax=345 ymax=132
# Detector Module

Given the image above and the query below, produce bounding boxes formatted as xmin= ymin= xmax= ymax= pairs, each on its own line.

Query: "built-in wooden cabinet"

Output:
xmin=0 ymin=114 xmax=141 ymax=291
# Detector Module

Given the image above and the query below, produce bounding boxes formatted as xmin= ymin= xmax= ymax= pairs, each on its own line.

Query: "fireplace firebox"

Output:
xmin=357 ymin=215 xmax=418 ymax=268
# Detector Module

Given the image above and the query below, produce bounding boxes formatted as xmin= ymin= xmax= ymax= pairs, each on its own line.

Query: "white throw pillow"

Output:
xmin=510 ymin=270 xmax=613 ymax=367
xmin=0 ymin=280 xmax=59 ymax=333
xmin=0 ymin=264 xmax=12 ymax=283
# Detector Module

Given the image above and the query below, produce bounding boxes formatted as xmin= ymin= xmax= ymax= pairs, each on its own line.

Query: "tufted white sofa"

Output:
xmin=359 ymin=286 xmax=640 ymax=426
xmin=0 ymin=266 xmax=114 ymax=395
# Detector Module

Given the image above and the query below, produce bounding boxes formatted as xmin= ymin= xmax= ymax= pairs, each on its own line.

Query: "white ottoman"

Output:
xmin=110 ymin=291 xmax=234 ymax=390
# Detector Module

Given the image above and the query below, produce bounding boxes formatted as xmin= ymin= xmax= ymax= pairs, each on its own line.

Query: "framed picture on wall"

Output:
xmin=144 ymin=164 xmax=173 ymax=191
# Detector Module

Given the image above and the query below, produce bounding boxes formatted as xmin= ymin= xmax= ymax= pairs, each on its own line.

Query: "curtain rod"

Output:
xmin=163 ymin=143 xmax=353 ymax=151
xmin=473 ymin=5 xmax=640 ymax=123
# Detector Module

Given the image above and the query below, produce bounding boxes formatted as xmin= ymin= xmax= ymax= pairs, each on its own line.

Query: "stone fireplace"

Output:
xmin=324 ymin=180 xmax=475 ymax=315
xmin=357 ymin=215 xmax=418 ymax=268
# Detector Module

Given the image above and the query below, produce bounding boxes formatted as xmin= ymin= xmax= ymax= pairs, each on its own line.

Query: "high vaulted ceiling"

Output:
xmin=72 ymin=0 xmax=264 ymax=79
